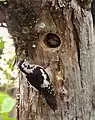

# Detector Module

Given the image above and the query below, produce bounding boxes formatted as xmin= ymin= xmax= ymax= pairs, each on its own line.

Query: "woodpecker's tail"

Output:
xmin=44 ymin=93 xmax=57 ymax=111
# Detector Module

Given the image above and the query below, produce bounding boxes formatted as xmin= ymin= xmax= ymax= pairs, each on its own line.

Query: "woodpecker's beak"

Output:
xmin=17 ymin=59 xmax=24 ymax=68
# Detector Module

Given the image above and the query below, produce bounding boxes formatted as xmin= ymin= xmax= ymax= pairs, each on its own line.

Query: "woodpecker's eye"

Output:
xmin=43 ymin=33 xmax=61 ymax=48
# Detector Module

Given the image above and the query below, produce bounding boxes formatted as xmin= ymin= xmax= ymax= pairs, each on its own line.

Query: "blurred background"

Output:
xmin=0 ymin=27 xmax=18 ymax=120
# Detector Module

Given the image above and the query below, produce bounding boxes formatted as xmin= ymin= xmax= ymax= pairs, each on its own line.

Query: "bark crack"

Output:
xmin=71 ymin=10 xmax=81 ymax=71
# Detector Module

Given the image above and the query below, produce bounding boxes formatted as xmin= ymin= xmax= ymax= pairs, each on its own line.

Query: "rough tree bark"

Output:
xmin=1 ymin=0 xmax=95 ymax=119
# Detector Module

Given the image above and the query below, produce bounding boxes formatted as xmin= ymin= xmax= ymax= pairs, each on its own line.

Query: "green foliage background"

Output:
xmin=0 ymin=33 xmax=18 ymax=87
xmin=0 ymin=92 xmax=16 ymax=120
xmin=0 ymin=29 xmax=17 ymax=120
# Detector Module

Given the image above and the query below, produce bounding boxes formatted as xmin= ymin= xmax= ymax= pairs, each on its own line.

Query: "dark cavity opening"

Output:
xmin=43 ymin=33 xmax=61 ymax=48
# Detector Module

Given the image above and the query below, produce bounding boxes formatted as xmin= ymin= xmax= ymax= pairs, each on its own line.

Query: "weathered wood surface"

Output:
xmin=4 ymin=0 xmax=95 ymax=119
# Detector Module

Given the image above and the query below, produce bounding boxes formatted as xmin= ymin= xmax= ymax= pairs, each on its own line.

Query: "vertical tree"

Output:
xmin=0 ymin=0 xmax=94 ymax=119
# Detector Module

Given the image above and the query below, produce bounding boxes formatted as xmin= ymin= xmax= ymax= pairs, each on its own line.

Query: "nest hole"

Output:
xmin=43 ymin=33 xmax=61 ymax=48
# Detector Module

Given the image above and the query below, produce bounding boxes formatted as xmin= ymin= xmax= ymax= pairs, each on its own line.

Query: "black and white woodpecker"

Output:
xmin=18 ymin=60 xmax=57 ymax=111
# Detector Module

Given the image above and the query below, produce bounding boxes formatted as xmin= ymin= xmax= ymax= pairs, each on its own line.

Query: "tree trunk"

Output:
xmin=5 ymin=0 xmax=94 ymax=119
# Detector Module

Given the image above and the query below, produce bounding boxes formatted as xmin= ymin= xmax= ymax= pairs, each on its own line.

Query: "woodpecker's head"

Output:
xmin=18 ymin=59 xmax=35 ymax=75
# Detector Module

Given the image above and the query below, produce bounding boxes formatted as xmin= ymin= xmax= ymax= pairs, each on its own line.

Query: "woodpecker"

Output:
xmin=18 ymin=60 xmax=57 ymax=111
